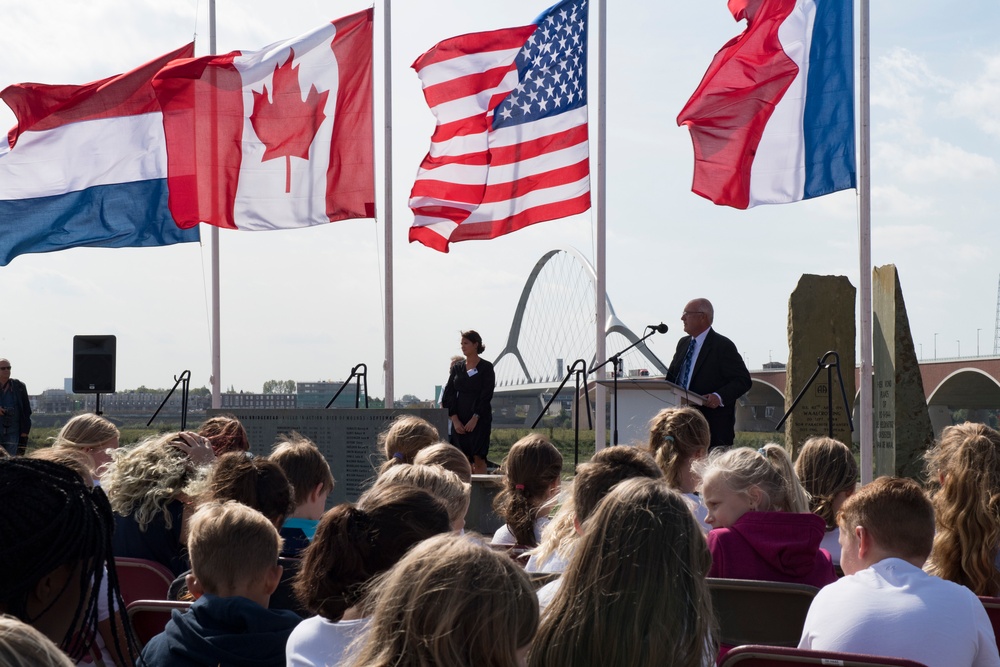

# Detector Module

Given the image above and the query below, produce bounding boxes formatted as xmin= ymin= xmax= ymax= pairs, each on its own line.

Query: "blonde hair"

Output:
xmin=377 ymin=416 xmax=439 ymax=473
xmin=51 ymin=414 xmax=119 ymax=451
xmin=373 ymin=463 xmax=470 ymax=527
xmin=646 ymin=407 xmax=710 ymax=489
xmin=532 ymin=446 xmax=663 ymax=568
xmin=925 ymin=423 xmax=1000 ymax=596
xmin=27 ymin=447 xmax=94 ymax=486
xmin=101 ymin=433 xmax=207 ymax=530
xmin=492 ymin=434 xmax=563 ymax=547
xmin=350 ymin=534 xmax=537 ymax=667
xmin=269 ymin=433 xmax=335 ymax=506
xmin=413 ymin=442 xmax=473 ymax=483
xmin=187 ymin=501 xmax=282 ymax=595
xmin=529 ymin=478 xmax=716 ymax=667
xmin=697 ymin=444 xmax=810 ymax=513
xmin=795 ymin=437 xmax=858 ymax=528
xmin=0 ymin=615 xmax=75 ymax=667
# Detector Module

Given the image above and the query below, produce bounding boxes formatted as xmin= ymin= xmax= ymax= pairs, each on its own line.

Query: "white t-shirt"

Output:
xmin=536 ymin=576 xmax=563 ymax=612
xmin=525 ymin=546 xmax=573 ymax=574
xmin=799 ymin=558 xmax=1000 ymax=667
xmin=286 ymin=616 xmax=370 ymax=667
xmin=491 ymin=517 xmax=549 ymax=546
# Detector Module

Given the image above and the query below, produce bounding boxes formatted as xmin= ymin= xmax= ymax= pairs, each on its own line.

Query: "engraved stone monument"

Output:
xmin=785 ymin=275 xmax=856 ymax=457
xmin=873 ymin=265 xmax=934 ymax=479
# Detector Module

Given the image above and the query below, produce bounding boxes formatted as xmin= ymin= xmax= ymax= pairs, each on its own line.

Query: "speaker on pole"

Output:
xmin=73 ymin=335 xmax=117 ymax=393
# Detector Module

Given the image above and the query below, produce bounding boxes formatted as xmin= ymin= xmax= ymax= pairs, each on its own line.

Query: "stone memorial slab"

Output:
xmin=873 ymin=265 xmax=934 ymax=479
xmin=785 ymin=275 xmax=856 ymax=457
xmin=207 ymin=408 xmax=449 ymax=506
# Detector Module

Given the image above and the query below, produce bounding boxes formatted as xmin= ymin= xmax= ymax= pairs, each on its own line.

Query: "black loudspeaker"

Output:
xmin=73 ymin=335 xmax=117 ymax=394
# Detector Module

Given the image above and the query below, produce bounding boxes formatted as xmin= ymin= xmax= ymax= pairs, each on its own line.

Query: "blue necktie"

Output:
xmin=678 ymin=337 xmax=696 ymax=388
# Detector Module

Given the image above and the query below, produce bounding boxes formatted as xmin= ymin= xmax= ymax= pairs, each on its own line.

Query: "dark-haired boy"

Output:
xmin=798 ymin=476 xmax=999 ymax=667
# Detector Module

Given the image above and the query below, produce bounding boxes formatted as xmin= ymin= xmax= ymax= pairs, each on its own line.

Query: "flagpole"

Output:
xmin=209 ymin=0 xmax=222 ymax=409
xmin=593 ymin=0 xmax=607 ymax=450
xmin=858 ymin=0 xmax=873 ymax=484
xmin=382 ymin=0 xmax=395 ymax=408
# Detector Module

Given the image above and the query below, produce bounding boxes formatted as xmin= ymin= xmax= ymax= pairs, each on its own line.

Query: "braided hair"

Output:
xmin=0 ymin=458 xmax=138 ymax=664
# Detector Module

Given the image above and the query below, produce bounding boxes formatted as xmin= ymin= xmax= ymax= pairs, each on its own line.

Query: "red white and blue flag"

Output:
xmin=409 ymin=0 xmax=591 ymax=252
xmin=0 ymin=45 xmax=201 ymax=266
xmin=677 ymin=0 xmax=855 ymax=209
xmin=152 ymin=9 xmax=375 ymax=231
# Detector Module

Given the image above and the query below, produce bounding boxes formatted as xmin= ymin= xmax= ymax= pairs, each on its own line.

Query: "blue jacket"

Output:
xmin=141 ymin=594 xmax=301 ymax=667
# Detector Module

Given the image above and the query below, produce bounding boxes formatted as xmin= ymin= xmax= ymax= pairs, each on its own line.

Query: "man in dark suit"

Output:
xmin=666 ymin=299 xmax=752 ymax=449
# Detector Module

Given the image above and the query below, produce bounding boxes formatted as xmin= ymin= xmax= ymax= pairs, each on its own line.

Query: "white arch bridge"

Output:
xmin=491 ymin=248 xmax=667 ymax=426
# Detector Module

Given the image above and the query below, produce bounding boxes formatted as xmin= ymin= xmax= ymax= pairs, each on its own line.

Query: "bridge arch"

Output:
xmin=493 ymin=247 xmax=665 ymax=389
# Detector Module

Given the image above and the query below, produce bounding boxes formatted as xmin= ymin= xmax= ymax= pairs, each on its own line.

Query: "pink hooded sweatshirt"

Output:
xmin=706 ymin=511 xmax=837 ymax=588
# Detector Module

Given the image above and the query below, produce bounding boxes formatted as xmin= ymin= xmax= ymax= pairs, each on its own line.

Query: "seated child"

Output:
xmin=372 ymin=463 xmax=470 ymax=533
xmin=413 ymin=442 xmax=473 ymax=483
xmin=698 ymin=444 xmax=836 ymax=587
xmin=377 ymin=415 xmax=439 ymax=474
xmin=349 ymin=534 xmax=537 ymax=667
xmin=202 ymin=452 xmax=294 ymax=529
xmin=141 ymin=502 xmax=301 ymax=667
xmin=794 ymin=436 xmax=858 ymax=566
xmin=197 ymin=415 xmax=250 ymax=456
xmin=527 ymin=445 xmax=663 ymax=573
xmin=268 ymin=434 xmax=335 ymax=558
xmin=285 ymin=485 xmax=450 ymax=667
xmin=646 ymin=406 xmax=711 ymax=531
xmin=0 ymin=458 xmax=136 ymax=665
xmin=491 ymin=434 xmax=563 ymax=547
xmin=529 ymin=478 xmax=717 ymax=666
xmin=103 ymin=432 xmax=215 ymax=576
xmin=924 ymin=423 xmax=1000 ymax=596
xmin=799 ymin=476 xmax=1000 ymax=667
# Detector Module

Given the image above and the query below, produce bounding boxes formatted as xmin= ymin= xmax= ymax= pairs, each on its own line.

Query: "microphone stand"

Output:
xmin=590 ymin=326 xmax=666 ymax=446
xmin=326 ymin=363 xmax=369 ymax=409
xmin=148 ymin=370 xmax=191 ymax=429
xmin=776 ymin=351 xmax=854 ymax=437
xmin=531 ymin=359 xmax=592 ymax=471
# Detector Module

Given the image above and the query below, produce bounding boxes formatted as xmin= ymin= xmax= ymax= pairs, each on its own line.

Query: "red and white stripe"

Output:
xmin=409 ymin=26 xmax=590 ymax=252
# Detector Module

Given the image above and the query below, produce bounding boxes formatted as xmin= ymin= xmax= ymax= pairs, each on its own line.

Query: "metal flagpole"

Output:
xmin=382 ymin=0 xmax=395 ymax=408
xmin=209 ymin=0 xmax=222 ymax=409
xmin=593 ymin=0 xmax=607 ymax=450
xmin=858 ymin=0 xmax=873 ymax=484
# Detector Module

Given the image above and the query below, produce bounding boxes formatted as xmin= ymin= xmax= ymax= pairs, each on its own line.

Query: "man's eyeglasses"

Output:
xmin=0 ymin=366 xmax=10 ymax=370
xmin=682 ymin=311 xmax=705 ymax=317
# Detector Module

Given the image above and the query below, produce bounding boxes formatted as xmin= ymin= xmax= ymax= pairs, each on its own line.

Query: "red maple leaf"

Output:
xmin=250 ymin=48 xmax=330 ymax=193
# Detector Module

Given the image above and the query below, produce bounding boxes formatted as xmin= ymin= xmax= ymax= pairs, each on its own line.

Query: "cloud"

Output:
xmin=949 ymin=54 xmax=1000 ymax=139
xmin=871 ymin=185 xmax=936 ymax=217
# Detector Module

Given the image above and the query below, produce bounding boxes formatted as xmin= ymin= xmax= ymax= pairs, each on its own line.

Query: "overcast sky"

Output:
xmin=1 ymin=0 xmax=997 ymax=399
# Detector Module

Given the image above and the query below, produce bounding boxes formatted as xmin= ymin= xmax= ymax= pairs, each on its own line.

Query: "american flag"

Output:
xmin=408 ymin=0 xmax=590 ymax=252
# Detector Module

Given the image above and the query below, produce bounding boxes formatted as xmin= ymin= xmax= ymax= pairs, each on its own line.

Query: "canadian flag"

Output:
xmin=152 ymin=9 xmax=374 ymax=230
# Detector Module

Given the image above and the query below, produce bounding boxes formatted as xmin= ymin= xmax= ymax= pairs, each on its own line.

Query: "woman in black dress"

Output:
xmin=442 ymin=330 xmax=495 ymax=474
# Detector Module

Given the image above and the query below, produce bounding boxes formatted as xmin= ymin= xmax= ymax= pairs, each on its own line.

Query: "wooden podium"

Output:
xmin=595 ymin=377 xmax=705 ymax=447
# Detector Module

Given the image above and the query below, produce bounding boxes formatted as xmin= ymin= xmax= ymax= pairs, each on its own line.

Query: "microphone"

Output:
xmin=649 ymin=323 xmax=669 ymax=334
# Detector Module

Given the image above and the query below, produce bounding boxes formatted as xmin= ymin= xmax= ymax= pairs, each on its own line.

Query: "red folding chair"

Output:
xmin=126 ymin=599 xmax=192 ymax=649
xmin=114 ymin=557 xmax=175 ymax=606
xmin=721 ymin=644 xmax=928 ymax=667
xmin=979 ymin=595 xmax=1000 ymax=645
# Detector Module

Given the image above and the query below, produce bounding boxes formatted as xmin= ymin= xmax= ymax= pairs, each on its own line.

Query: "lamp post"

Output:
xmin=957 ymin=339 xmax=961 ymax=358
xmin=934 ymin=333 xmax=938 ymax=359
xmin=978 ymin=328 xmax=982 ymax=356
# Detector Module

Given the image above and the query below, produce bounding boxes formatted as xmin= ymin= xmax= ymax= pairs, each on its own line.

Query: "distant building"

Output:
xmin=296 ymin=381 xmax=366 ymax=409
